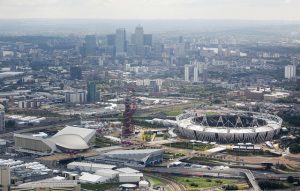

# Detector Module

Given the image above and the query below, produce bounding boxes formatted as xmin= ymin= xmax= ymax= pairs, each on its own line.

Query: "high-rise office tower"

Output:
xmin=152 ymin=43 xmax=164 ymax=58
xmin=70 ymin=66 xmax=82 ymax=80
xmin=106 ymin=34 xmax=116 ymax=46
xmin=193 ymin=65 xmax=199 ymax=82
xmin=105 ymin=34 xmax=116 ymax=56
xmin=87 ymin=81 xmax=97 ymax=103
xmin=144 ymin=34 xmax=152 ymax=46
xmin=84 ymin=35 xmax=97 ymax=56
xmin=175 ymin=43 xmax=186 ymax=58
xmin=184 ymin=64 xmax=190 ymax=82
xmin=134 ymin=25 xmax=144 ymax=57
xmin=115 ymin=28 xmax=127 ymax=56
xmin=0 ymin=106 xmax=5 ymax=132
xmin=131 ymin=33 xmax=136 ymax=45
xmin=284 ymin=65 xmax=296 ymax=79
xmin=127 ymin=44 xmax=137 ymax=57
xmin=179 ymin=36 xmax=183 ymax=43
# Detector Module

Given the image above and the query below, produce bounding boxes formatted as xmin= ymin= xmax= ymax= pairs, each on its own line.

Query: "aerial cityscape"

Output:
xmin=0 ymin=0 xmax=300 ymax=191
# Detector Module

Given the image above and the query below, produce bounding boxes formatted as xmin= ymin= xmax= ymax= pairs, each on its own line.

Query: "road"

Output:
xmin=253 ymin=171 xmax=300 ymax=180
xmin=0 ymin=118 xmax=80 ymax=140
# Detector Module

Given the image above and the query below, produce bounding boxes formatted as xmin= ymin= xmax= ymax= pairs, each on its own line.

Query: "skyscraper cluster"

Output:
xmin=106 ymin=25 xmax=153 ymax=57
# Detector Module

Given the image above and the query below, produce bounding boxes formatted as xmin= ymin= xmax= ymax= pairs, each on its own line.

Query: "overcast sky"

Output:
xmin=0 ymin=0 xmax=299 ymax=20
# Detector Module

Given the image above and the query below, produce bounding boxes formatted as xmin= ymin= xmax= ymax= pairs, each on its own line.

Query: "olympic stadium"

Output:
xmin=176 ymin=110 xmax=282 ymax=143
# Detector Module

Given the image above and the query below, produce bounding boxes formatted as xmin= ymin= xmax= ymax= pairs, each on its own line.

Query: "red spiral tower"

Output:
xmin=122 ymin=86 xmax=137 ymax=136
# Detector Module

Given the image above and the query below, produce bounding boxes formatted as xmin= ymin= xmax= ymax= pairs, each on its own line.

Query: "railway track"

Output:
xmin=145 ymin=173 xmax=186 ymax=191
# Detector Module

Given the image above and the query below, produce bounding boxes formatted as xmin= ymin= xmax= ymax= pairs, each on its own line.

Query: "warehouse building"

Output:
xmin=67 ymin=162 xmax=115 ymax=172
xmin=11 ymin=180 xmax=80 ymax=191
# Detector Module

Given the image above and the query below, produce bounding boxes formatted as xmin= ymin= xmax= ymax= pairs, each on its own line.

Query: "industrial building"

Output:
xmin=67 ymin=162 xmax=116 ymax=172
xmin=66 ymin=161 xmax=144 ymax=183
xmin=14 ymin=126 xmax=96 ymax=155
xmin=11 ymin=180 xmax=80 ymax=191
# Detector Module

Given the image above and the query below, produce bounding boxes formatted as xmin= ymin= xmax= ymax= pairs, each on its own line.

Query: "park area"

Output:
xmin=164 ymin=141 xmax=214 ymax=151
xmin=172 ymin=176 xmax=249 ymax=190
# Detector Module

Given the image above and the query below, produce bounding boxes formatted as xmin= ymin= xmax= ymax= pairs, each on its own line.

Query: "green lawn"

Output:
xmin=224 ymin=149 xmax=281 ymax=157
xmin=94 ymin=137 xmax=120 ymax=148
xmin=146 ymin=176 xmax=163 ymax=188
xmin=165 ymin=142 xmax=214 ymax=151
xmin=162 ymin=110 xmax=183 ymax=116
xmin=163 ymin=151 xmax=185 ymax=159
xmin=173 ymin=176 xmax=239 ymax=190
xmin=81 ymin=183 xmax=122 ymax=191
xmin=143 ymin=131 xmax=154 ymax=142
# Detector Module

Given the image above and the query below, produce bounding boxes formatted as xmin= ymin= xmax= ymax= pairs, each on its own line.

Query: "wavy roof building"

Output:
xmin=14 ymin=126 xmax=96 ymax=156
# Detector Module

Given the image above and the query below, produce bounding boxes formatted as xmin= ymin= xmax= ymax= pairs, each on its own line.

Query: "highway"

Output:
xmin=0 ymin=118 xmax=80 ymax=140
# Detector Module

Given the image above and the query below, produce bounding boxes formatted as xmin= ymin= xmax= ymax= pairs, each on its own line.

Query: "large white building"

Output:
xmin=284 ymin=65 xmax=296 ymax=79
xmin=14 ymin=126 xmax=96 ymax=155
xmin=184 ymin=64 xmax=190 ymax=81
xmin=65 ymin=90 xmax=87 ymax=104
xmin=193 ymin=65 xmax=199 ymax=82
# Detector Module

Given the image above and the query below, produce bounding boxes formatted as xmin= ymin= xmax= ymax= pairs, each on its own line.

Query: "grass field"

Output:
xmin=165 ymin=142 xmax=214 ymax=151
xmin=172 ymin=176 xmax=243 ymax=190
xmin=162 ymin=110 xmax=183 ymax=116
xmin=146 ymin=176 xmax=163 ymax=188
xmin=163 ymin=151 xmax=185 ymax=159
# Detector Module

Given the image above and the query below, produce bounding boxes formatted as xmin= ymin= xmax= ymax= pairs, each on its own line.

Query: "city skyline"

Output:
xmin=0 ymin=0 xmax=300 ymax=20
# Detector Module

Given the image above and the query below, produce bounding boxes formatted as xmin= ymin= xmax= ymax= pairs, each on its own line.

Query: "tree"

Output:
xmin=5 ymin=120 xmax=16 ymax=128
xmin=289 ymin=143 xmax=300 ymax=154
xmin=287 ymin=176 xmax=295 ymax=183
xmin=224 ymin=185 xmax=238 ymax=190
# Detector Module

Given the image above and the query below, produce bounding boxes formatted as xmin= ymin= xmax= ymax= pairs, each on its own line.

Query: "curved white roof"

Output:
xmin=53 ymin=126 xmax=96 ymax=143
xmin=50 ymin=134 xmax=89 ymax=150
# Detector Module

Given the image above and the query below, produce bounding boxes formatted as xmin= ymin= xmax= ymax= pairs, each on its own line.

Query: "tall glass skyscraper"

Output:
xmin=115 ymin=28 xmax=126 ymax=56
xmin=87 ymin=81 xmax=97 ymax=103
xmin=135 ymin=25 xmax=144 ymax=57
xmin=84 ymin=35 xmax=97 ymax=56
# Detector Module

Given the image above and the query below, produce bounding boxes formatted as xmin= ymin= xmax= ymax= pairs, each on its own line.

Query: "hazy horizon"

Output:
xmin=0 ymin=0 xmax=300 ymax=21
xmin=0 ymin=19 xmax=300 ymax=35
